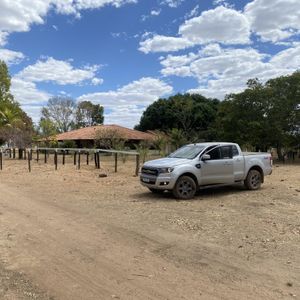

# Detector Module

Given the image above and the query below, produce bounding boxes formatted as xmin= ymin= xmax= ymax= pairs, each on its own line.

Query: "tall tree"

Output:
xmin=215 ymin=72 xmax=300 ymax=157
xmin=75 ymin=100 xmax=104 ymax=128
xmin=0 ymin=60 xmax=33 ymax=147
xmin=0 ymin=61 xmax=12 ymax=102
xmin=41 ymin=96 xmax=76 ymax=133
xmin=135 ymin=93 xmax=219 ymax=140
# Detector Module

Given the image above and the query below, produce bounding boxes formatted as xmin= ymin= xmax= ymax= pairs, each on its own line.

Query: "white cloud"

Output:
xmin=0 ymin=0 xmax=137 ymax=42
xmin=159 ymin=44 xmax=300 ymax=99
xmin=212 ymin=0 xmax=233 ymax=8
xmin=179 ymin=6 xmax=250 ymax=45
xmin=0 ymin=49 xmax=25 ymax=65
xmin=0 ymin=31 xmax=8 ymax=46
xmin=78 ymin=77 xmax=173 ymax=127
xmin=11 ymin=78 xmax=51 ymax=105
xmin=20 ymin=104 xmax=45 ymax=124
xmin=244 ymin=0 xmax=300 ymax=43
xmin=184 ymin=5 xmax=200 ymax=20
xmin=139 ymin=35 xmax=193 ymax=53
xmin=151 ymin=9 xmax=161 ymax=16
xmin=160 ymin=0 xmax=184 ymax=8
xmin=91 ymin=77 xmax=104 ymax=85
xmin=104 ymin=106 xmax=145 ymax=128
xmin=270 ymin=44 xmax=300 ymax=68
xmin=139 ymin=6 xmax=251 ymax=53
xmin=16 ymin=57 xmax=102 ymax=85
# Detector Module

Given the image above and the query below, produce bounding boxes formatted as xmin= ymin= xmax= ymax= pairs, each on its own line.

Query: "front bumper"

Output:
xmin=140 ymin=173 xmax=177 ymax=190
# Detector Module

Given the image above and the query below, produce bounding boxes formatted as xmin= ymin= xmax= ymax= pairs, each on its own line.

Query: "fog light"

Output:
xmin=160 ymin=181 xmax=169 ymax=186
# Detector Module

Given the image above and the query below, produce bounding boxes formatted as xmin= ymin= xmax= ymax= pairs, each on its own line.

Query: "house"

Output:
xmin=54 ymin=124 xmax=154 ymax=148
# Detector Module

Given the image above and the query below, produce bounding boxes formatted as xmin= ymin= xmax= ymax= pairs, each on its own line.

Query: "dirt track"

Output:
xmin=0 ymin=156 xmax=299 ymax=299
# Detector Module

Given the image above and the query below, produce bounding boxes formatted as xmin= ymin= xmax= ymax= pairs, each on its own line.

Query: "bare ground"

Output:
xmin=0 ymin=155 xmax=299 ymax=299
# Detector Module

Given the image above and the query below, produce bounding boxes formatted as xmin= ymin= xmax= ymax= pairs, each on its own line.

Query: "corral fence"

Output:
xmin=0 ymin=147 xmax=140 ymax=176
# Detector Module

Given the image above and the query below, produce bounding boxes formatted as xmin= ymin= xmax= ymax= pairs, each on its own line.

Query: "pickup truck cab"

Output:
xmin=140 ymin=142 xmax=272 ymax=199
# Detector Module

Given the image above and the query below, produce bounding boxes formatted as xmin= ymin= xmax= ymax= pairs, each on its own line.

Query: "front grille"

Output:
xmin=140 ymin=178 xmax=156 ymax=185
xmin=141 ymin=167 xmax=158 ymax=176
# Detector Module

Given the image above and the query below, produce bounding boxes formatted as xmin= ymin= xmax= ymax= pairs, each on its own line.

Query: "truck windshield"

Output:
xmin=168 ymin=145 xmax=205 ymax=159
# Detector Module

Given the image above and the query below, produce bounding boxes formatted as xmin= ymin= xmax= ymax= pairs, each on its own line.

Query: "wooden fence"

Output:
xmin=0 ymin=147 xmax=140 ymax=176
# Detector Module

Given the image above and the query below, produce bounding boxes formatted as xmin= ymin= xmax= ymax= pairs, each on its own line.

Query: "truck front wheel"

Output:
xmin=245 ymin=169 xmax=262 ymax=190
xmin=173 ymin=176 xmax=196 ymax=200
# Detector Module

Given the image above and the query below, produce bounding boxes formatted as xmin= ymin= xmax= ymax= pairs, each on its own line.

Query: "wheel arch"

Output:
xmin=178 ymin=172 xmax=199 ymax=187
xmin=248 ymin=166 xmax=264 ymax=183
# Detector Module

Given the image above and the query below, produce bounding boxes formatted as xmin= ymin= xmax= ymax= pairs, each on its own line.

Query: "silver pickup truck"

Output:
xmin=140 ymin=142 xmax=272 ymax=199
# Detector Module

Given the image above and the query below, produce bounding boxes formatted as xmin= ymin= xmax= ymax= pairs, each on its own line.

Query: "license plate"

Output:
xmin=142 ymin=177 xmax=150 ymax=183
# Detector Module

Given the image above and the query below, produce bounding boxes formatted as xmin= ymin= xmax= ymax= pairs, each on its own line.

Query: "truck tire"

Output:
xmin=244 ymin=169 xmax=262 ymax=190
xmin=173 ymin=176 xmax=196 ymax=200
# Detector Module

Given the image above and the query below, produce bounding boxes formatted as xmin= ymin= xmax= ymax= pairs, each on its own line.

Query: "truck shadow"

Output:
xmin=133 ymin=184 xmax=248 ymax=202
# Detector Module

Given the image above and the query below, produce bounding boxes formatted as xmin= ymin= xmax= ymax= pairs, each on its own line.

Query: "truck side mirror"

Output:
xmin=201 ymin=154 xmax=211 ymax=161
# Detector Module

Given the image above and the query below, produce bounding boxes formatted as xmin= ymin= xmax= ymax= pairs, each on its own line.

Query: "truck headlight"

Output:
xmin=158 ymin=167 xmax=174 ymax=174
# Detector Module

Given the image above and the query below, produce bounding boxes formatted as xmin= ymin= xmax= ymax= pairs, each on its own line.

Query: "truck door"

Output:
xmin=200 ymin=146 xmax=234 ymax=185
xmin=232 ymin=145 xmax=244 ymax=181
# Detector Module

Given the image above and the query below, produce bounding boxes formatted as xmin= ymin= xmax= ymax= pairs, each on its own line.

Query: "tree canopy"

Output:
xmin=39 ymin=98 xmax=104 ymax=135
xmin=135 ymin=93 xmax=220 ymax=141
xmin=75 ymin=100 xmax=104 ymax=128
xmin=0 ymin=60 xmax=33 ymax=147
xmin=215 ymin=72 xmax=300 ymax=156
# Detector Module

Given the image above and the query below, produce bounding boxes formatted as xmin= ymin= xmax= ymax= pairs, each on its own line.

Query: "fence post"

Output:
xmin=62 ymin=150 xmax=65 ymax=165
xmin=54 ymin=150 xmax=58 ymax=170
xmin=78 ymin=150 xmax=81 ymax=170
xmin=114 ymin=153 xmax=118 ymax=173
xmin=36 ymin=148 xmax=39 ymax=162
xmin=97 ymin=152 xmax=100 ymax=169
xmin=86 ymin=152 xmax=89 ymax=165
xmin=74 ymin=151 xmax=77 ymax=166
xmin=0 ymin=151 xmax=2 ymax=170
xmin=13 ymin=148 xmax=15 ymax=159
xmin=28 ymin=150 xmax=31 ymax=172
xmin=135 ymin=154 xmax=140 ymax=176
xmin=44 ymin=150 xmax=47 ymax=163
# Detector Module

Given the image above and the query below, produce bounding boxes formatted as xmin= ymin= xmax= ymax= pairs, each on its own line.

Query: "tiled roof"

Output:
xmin=55 ymin=124 xmax=154 ymax=141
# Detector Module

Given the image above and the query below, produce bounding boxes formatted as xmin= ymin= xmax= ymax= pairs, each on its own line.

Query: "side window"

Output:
xmin=209 ymin=147 xmax=221 ymax=160
xmin=232 ymin=145 xmax=239 ymax=157
xmin=221 ymin=146 xmax=233 ymax=159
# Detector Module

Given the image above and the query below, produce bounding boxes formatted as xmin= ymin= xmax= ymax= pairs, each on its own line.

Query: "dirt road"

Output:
xmin=0 ymin=158 xmax=299 ymax=299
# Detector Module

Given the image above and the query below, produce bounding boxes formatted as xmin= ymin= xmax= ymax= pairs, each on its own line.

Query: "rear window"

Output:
xmin=232 ymin=145 xmax=239 ymax=157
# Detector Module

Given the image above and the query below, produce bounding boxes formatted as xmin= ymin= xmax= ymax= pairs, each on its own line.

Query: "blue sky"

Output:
xmin=0 ymin=0 xmax=299 ymax=128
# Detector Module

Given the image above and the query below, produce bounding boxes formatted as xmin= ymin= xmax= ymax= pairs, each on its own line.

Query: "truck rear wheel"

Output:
xmin=173 ymin=176 xmax=196 ymax=200
xmin=245 ymin=169 xmax=262 ymax=190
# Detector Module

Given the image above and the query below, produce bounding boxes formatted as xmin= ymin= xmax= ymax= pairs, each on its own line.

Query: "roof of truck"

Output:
xmin=188 ymin=142 xmax=237 ymax=147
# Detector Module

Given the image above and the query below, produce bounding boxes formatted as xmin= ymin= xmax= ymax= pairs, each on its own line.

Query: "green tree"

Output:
xmin=75 ymin=100 xmax=104 ymax=128
xmin=41 ymin=96 xmax=76 ymax=133
xmin=0 ymin=61 xmax=12 ymax=102
xmin=0 ymin=60 xmax=33 ymax=147
xmin=215 ymin=72 xmax=300 ymax=158
xmin=168 ymin=128 xmax=187 ymax=151
xmin=136 ymin=93 xmax=219 ymax=141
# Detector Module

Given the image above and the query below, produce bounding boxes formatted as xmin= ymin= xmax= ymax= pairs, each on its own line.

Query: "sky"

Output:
xmin=0 ymin=0 xmax=299 ymax=128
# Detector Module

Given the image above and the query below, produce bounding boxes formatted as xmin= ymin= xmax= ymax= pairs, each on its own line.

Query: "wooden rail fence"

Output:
xmin=0 ymin=147 xmax=140 ymax=176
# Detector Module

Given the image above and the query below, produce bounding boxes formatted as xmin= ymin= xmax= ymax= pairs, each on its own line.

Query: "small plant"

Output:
xmin=135 ymin=141 xmax=150 ymax=163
